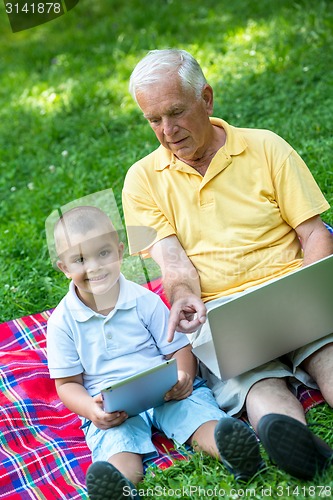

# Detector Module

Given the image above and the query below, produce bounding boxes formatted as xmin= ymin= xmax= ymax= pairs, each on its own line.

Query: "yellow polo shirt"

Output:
xmin=122 ymin=118 xmax=330 ymax=301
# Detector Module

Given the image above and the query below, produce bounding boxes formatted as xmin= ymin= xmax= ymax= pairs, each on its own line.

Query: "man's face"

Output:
xmin=136 ymin=75 xmax=214 ymax=162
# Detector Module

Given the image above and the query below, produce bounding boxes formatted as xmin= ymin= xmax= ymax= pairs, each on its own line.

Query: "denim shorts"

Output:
xmin=84 ymin=378 xmax=227 ymax=463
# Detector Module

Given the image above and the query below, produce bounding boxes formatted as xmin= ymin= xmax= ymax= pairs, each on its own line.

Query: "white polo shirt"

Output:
xmin=47 ymin=274 xmax=189 ymax=396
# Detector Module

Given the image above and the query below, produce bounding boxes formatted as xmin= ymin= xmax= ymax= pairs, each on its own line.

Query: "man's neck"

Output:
xmin=176 ymin=125 xmax=226 ymax=176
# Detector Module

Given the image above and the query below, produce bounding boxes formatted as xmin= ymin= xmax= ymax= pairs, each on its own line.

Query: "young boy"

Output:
xmin=47 ymin=206 xmax=262 ymax=500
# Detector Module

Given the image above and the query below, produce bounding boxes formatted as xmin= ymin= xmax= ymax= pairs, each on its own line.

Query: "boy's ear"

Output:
xmin=118 ymin=242 xmax=125 ymax=260
xmin=56 ymin=260 xmax=71 ymax=278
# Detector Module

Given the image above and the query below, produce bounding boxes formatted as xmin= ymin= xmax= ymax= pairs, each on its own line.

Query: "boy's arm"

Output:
xmin=55 ymin=374 xmax=128 ymax=430
xmin=164 ymin=344 xmax=198 ymax=401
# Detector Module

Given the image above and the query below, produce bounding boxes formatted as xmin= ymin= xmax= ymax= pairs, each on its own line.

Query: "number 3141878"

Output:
xmin=5 ymin=3 xmax=62 ymax=14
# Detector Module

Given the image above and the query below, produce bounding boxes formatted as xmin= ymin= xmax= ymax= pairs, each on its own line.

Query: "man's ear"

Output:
xmin=56 ymin=260 xmax=71 ymax=278
xmin=201 ymin=84 xmax=214 ymax=116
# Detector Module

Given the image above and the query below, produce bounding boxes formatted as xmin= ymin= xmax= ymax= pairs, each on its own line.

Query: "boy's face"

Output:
xmin=57 ymin=228 xmax=124 ymax=303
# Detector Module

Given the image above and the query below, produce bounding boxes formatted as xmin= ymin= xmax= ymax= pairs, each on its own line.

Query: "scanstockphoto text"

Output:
xmin=147 ymin=244 xmax=302 ymax=282
xmin=122 ymin=484 xmax=332 ymax=498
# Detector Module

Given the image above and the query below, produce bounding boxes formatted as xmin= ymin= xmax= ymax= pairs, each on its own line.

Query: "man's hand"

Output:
xmin=148 ymin=235 xmax=206 ymax=341
xmin=164 ymin=370 xmax=193 ymax=401
xmin=89 ymin=393 xmax=128 ymax=430
xmin=167 ymin=294 xmax=207 ymax=342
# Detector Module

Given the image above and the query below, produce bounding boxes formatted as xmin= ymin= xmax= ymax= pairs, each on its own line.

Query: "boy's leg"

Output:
xmin=86 ymin=454 xmax=142 ymax=500
xmin=187 ymin=418 xmax=263 ymax=481
xmin=109 ymin=451 xmax=143 ymax=485
xmin=85 ymin=414 xmax=156 ymax=499
xmin=187 ymin=420 xmax=219 ymax=456
xmin=152 ymin=382 xmax=262 ymax=481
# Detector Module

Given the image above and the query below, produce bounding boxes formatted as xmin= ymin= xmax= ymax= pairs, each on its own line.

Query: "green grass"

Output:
xmin=140 ymin=410 xmax=333 ymax=499
xmin=0 ymin=0 xmax=332 ymax=320
xmin=0 ymin=0 xmax=332 ymax=497
xmin=140 ymin=404 xmax=333 ymax=499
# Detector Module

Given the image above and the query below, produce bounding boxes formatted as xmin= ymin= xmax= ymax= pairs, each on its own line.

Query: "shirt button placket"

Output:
xmin=104 ymin=320 xmax=113 ymax=348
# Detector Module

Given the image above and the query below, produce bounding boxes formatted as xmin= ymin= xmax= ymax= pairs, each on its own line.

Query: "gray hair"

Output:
xmin=129 ymin=49 xmax=207 ymax=102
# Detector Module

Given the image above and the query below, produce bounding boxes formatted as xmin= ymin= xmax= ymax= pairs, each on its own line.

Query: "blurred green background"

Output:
xmin=0 ymin=0 xmax=332 ymax=322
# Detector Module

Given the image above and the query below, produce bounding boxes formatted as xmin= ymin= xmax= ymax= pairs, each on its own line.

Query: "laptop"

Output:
xmin=194 ymin=254 xmax=333 ymax=381
xmin=101 ymin=358 xmax=177 ymax=416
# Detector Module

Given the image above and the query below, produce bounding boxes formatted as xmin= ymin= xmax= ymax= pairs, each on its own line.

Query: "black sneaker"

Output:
xmin=257 ymin=413 xmax=333 ymax=479
xmin=86 ymin=461 xmax=140 ymax=499
xmin=214 ymin=417 xmax=264 ymax=481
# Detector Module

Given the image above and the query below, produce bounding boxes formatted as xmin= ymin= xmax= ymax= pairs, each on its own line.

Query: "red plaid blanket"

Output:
xmin=0 ymin=278 xmax=325 ymax=499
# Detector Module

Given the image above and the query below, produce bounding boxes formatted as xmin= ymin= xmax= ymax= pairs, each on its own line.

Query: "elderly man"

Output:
xmin=122 ymin=48 xmax=333 ymax=480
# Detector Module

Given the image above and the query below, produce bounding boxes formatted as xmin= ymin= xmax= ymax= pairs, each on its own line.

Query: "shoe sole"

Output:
xmin=86 ymin=461 xmax=132 ymax=500
xmin=214 ymin=418 xmax=263 ymax=481
xmin=257 ymin=414 xmax=333 ymax=480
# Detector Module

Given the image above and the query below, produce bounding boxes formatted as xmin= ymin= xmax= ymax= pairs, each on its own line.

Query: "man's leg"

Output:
xmin=245 ymin=377 xmax=333 ymax=480
xmin=245 ymin=377 xmax=306 ymax=431
xmin=301 ymin=343 xmax=333 ymax=406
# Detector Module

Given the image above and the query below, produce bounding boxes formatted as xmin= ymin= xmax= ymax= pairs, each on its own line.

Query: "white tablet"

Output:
xmin=101 ymin=358 xmax=178 ymax=417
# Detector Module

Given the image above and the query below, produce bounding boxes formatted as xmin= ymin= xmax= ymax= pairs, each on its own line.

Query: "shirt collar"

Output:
xmin=154 ymin=117 xmax=247 ymax=171
xmin=115 ymin=274 xmax=138 ymax=310
xmin=210 ymin=117 xmax=247 ymax=156
xmin=66 ymin=274 xmax=137 ymax=322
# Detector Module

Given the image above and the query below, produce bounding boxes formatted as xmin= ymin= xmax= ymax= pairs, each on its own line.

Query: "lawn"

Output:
xmin=0 ymin=0 xmax=332 ymax=498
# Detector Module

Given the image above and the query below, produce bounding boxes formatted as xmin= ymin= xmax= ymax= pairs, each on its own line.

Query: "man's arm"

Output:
xmin=295 ymin=215 xmax=333 ymax=266
xmin=149 ymin=235 xmax=207 ymax=341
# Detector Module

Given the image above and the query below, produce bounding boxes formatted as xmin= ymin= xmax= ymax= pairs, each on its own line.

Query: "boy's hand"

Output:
xmin=164 ymin=370 xmax=193 ymax=401
xmin=90 ymin=393 xmax=128 ymax=429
